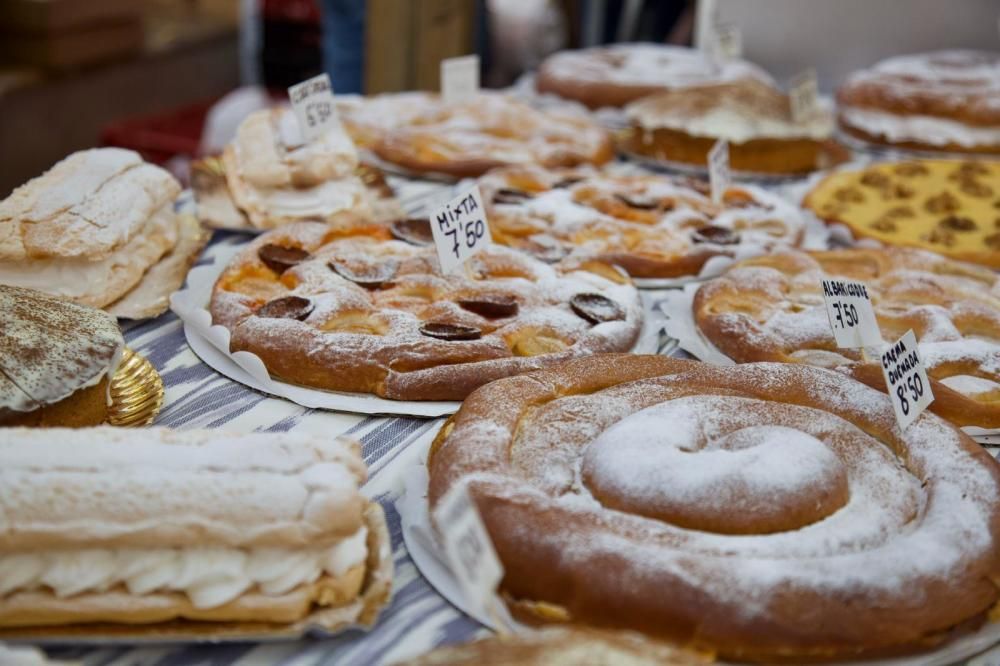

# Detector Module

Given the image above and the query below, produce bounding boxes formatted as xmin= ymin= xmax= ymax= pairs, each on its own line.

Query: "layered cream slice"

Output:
xmin=0 ymin=148 xmax=182 ymax=308
xmin=0 ymin=427 xmax=389 ymax=632
xmin=222 ymin=108 xmax=372 ymax=229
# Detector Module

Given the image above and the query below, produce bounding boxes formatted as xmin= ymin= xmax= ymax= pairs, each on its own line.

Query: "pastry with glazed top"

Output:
xmin=209 ymin=220 xmax=642 ymax=401
xmin=693 ymin=247 xmax=1000 ymax=428
xmin=478 ymin=165 xmax=809 ymax=278
xmin=534 ymin=43 xmax=772 ymax=109
xmin=335 ymin=91 xmax=440 ymax=150
xmin=195 ymin=108 xmax=387 ymax=231
xmin=0 ymin=148 xmax=191 ymax=312
xmin=837 ymin=50 xmax=1000 ymax=154
xmin=428 ymin=354 xmax=1000 ymax=661
xmin=803 ymin=159 xmax=1000 ymax=268
xmin=622 ymin=78 xmax=842 ymax=175
xmin=0 ymin=285 xmax=123 ymax=427
xmin=403 ymin=627 xmax=711 ymax=665
xmin=340 ymin=92 xmax=614 ymax=179
xmin=0 ymin=426 xmax=392 ymax=636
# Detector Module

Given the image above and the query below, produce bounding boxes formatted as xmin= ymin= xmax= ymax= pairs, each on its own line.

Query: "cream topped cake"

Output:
xmin=0 ymin=285 xmax=123 ymax=427
xmin=219 ymin=108 xmax=373 ymax=229
xmin=0 ymin=148 xmax=182 ymax=308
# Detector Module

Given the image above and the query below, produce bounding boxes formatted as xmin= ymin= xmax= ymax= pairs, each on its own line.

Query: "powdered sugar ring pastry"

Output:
xmin=428 ymin=354 xmax=1000 ymax=661
xmin=693 ymin=247 xmax=1000 ymax=428
xmin=478 ymin=165 xmax=808 ymax=278
xmin=837 ymin=50 xmax=1000 ymax=154
xmin=210 ymin=221 xmax=642 ymax=401
xmin=535 ymin=43 xmax=773 ymax=109
xmin=366 ymin=92 xmax=614 ymax=179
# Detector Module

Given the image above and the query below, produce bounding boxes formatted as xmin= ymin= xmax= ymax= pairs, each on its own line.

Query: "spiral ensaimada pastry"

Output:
xmin=427 ymin=355 xmax=1000 ymax=662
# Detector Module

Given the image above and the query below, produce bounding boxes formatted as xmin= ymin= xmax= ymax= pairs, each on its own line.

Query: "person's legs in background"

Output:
xmin=321 ymin=0 xmax=366 ymax=93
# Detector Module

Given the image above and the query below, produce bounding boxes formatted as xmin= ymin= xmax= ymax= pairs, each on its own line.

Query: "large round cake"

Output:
xmin=428 ymin=355 xmax=1000 ymax=661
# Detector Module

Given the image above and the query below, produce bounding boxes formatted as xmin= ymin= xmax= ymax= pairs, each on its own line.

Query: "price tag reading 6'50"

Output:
xmin=880 ymin=330 xmax=934 ymax=431
xmin=821 ymin=278 xmax=881 ymax=349
xmin=288 ymin=73 xmax=338 ymax=142
xmin=429 ymin=186 xmax=493 ymax=274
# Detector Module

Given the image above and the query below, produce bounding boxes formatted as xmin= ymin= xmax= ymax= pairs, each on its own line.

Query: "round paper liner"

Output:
xmin=107 ymin=347 xmax=164 ymax=427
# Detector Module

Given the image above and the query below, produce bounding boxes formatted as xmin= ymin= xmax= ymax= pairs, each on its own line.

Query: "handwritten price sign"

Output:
xmin=288 ymin=74 xmax=338 ymax=142
xmin=708 ymin=139 xmax=730 ymax=204
xmin=789 ymin=68 xmax=819 ymax=123
xmin=880 ymin=330 xmax=934 ymax=430
xmin=429 ymin=186 xmax=493 ymax=274
xmin=821 ymin=279 xmax=881 ymax=348
xmin=441 ymin=55 xmax=480 ymax=104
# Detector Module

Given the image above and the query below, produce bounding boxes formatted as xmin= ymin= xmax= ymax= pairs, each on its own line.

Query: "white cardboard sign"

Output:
xmin=789 ymin=68 xmax=819 ymax=123
xmin=708 ymin=139 xmax=730 ymax=204
xmin=428 ymin=185 xmax=492 ymax=274
xmin=712 ymin=23 xmax=743 ymax=61
xmin=441 ymin=55 xmax=480 ymax=104
xmin=287 ymin=73 xmax=338 ymax=142
xmin=433 ymin=482 xmax=504 ymax=620
xmin=880 ymin=330 xmax=934 ymax=431
xmin=821 ymin=278 xmax=882 ymax=349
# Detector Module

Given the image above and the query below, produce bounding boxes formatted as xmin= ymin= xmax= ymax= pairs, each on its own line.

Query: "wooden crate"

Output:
xmin=365 ymin=0 xmax=476 ymax=94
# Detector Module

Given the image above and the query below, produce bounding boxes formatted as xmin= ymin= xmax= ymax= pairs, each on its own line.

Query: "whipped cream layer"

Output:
xmin=239 ymin=177 xmax=372 ymax=229
xmin=633 ymin=104 xmax=834 ymax=143
xmin=0 ymin=528 xmax=367 ymax=609
xmin=840 ymin=107 xmax=1000 ymax=148
xmin=0 ymin=203 xmax=178 ymax=302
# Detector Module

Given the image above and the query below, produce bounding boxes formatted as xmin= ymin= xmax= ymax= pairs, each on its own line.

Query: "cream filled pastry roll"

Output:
xmin=0 ymin=148 xmax=182 ymax=309
xmin=219 ymin=108 xmax=373 ymax=229
xmin=0 ymin=427 xmax=392 ymax=634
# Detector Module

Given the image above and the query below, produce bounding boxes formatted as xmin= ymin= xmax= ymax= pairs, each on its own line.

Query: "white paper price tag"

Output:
xmin=429 ymin=185 xmax=492 ymax=274
xmin=712 ymin=23 xmax=742 ymax=62
xmin=287 ymin=73 xmax=338 ymax=142
xmin=708 ymin=139 xmax=730 ymax=204
xmin=434 ymin=482 xmax=504 ymax=618
xmin=880 ymin=330 xmax=934 ymax=431
xmin=441 ymin=55 xmax=480 ymax=104
xmin=789 ymin=68 xmax=819 ymax=123
xmin=821 ymin=279 xmax=882 ymax=349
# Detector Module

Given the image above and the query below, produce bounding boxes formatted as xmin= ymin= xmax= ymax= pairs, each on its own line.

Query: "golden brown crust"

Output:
xmin=836 ymin=50 xmax=1000 ymax=129
xmin=533 ymin=44 xmax=772 ymax=110
xmin=803 ymin=159 xmax=1000 ymax=269
xmin=427 ymin=355 xmax=1000 ymax=662
xmin=367 ymin=93 xmax=614 ymax=179
xmin=478 ymin=165 xmax=809 ymax=278
xmin=0 ymin=378 xmax=108 ymax=427
xmin=692 ymin=247 xmax=1000 ymax=427
xmin=210 ymin=221 xmax=642 ymax=401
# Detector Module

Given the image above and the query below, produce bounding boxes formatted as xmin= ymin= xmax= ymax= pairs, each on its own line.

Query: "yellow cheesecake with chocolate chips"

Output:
xmin=804 ymin=159 xmax=1000 ymax=268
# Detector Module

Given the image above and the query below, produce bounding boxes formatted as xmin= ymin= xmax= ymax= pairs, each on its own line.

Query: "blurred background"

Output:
xmin=0 ymin=0 xmax=996 ymax=196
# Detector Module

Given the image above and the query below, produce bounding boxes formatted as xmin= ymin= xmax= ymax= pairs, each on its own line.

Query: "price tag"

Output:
xmin=429 ymin=185 xmax=492 ymax=274
xmin=789 ymin=68 xmax=819 ymax=123
xmin=821 ymin=279 xmax=882 ymax=348
xmin=880 ymin=330 xmax=935 ymax=431
xmin=712 ymin=23 xmax=742 ymax=62
xmin=433 ymin=482 xmax=504 ymax=619
xmin=441 ymin=55 xmax=480 ymax=104
xmin=708 ymin=139 xmax=730 ymax=204
xmin=287 ymin=73 xmax=338 ymax=142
